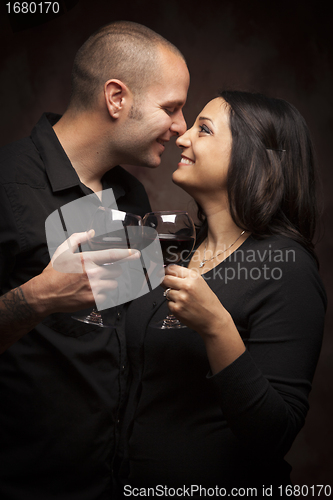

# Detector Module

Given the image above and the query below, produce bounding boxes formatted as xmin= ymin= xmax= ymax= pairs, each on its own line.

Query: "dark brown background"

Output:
xmin=0 ymin=0 xmax=332 ymax=492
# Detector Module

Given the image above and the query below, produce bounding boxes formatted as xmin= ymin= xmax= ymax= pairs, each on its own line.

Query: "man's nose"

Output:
xmin=170 ymin=110 xmax=187 ymax=137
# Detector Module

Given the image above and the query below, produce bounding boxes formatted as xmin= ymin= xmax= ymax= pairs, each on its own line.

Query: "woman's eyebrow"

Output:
xmin=198 ymin=116 xmax=214 ymax=125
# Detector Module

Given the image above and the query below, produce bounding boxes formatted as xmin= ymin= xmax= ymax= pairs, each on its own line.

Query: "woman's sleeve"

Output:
xmin=209 ymin=245 xmax=327 ymax=457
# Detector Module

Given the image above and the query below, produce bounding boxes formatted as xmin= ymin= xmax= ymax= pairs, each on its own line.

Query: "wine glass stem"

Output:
xmin=161 ymin=314 xmax=181 ymax=328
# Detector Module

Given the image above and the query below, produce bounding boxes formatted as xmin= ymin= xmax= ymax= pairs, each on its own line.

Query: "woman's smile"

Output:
xmin=173 ymin=97 xmax=232 ymax=200
xmin=178 ymin=154 xmax=195 ymax=165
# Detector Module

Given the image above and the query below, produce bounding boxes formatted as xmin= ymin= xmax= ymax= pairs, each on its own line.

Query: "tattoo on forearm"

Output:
xmin=1 ymin=287 xmax=37 ymax=333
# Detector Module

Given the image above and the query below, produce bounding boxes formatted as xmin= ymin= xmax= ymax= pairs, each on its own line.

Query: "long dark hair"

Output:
xmin=196 ymin=90 xmax=319 ymax=262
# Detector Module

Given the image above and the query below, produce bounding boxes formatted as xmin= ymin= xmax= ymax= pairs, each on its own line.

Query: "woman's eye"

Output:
xmin=199 ymin=124 xmax=211 ymax=134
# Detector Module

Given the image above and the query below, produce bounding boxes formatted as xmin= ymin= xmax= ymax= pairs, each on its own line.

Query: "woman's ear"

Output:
xmin=104 ymin=79 xmax=132 ymax=118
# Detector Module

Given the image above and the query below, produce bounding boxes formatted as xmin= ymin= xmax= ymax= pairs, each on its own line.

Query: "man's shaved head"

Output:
xmin=69 ymin=20 xmax=185 ymax=111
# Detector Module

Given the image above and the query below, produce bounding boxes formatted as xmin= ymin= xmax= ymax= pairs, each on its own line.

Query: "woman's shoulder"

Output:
xmin=240 ymin=234 xmax=317 ymax=268
xmin=245 ymin=232 xmax=305 ymax=249
xmin=239 ymin=234 xmax=327 ymax=308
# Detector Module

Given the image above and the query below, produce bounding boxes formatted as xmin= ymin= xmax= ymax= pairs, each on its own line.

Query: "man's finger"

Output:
xmin=87 ymin=263 xmax=123 ymax=279
xmin=51 ymin=230 xmax=95 ymax=263
xmin=65 ymin=229 xmax=96 ymax=254
xmin=85 ymin=248 xmax=141 ymax=266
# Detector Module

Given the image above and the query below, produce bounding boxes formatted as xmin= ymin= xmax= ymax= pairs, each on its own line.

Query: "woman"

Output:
xmin=118 ymin=91 xmax=326 ymax=495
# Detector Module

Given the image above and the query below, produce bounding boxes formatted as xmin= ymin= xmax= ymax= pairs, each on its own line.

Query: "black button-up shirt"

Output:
xmin=0 ymin=113 xmax=151 ymax=500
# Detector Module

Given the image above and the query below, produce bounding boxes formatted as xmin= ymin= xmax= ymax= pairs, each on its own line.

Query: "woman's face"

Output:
xmin=173 ymin=98 xmax=232 ymax=200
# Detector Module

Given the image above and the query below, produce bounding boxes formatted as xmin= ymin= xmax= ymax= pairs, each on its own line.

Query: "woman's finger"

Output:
xmin=162 ymin=271 xmax=201 ymax=292
xmin=165 ymin=265 xmax=201 ymax=279
xmin=161 ymin=275 xmax=184 ymax=290
xmin=165 ymin=264 xmax=188 ymax=278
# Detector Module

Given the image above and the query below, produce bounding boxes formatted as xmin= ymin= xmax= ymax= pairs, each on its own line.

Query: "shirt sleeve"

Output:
xmin=0 ymin=183 xmax=21 ymax=293
xmin=209 ymin=245 xmax=326 ymax=457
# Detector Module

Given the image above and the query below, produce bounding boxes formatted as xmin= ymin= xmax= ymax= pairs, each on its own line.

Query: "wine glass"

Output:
xmin=142 ymin=211 xmax=196 ymax=329
xmin=73 ymin=208 xmax=142 ymax=328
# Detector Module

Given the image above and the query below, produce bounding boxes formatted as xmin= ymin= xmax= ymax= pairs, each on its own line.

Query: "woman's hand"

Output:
xmin=162 ymin=265 xmax=245 ymax=374
xmin=162 ymin=265 xmax=228 ymax=335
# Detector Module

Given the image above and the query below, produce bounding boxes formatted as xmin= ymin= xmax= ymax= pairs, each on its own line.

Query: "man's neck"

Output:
xmin=53 ymin=110 xmax=116 ymax=192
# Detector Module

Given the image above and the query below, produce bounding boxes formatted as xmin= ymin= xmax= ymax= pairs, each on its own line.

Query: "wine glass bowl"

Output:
xmin=142 ymin=211 xmax=196 ymax=329
xmin=73 ymin=208 xmax=142 ymax=328
xmin=87 ymin=208 xmax=142 ymax=252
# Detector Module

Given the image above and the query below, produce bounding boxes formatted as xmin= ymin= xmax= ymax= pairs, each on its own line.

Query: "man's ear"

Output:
xmin=104 ymin=79 xmax=132 ymax=118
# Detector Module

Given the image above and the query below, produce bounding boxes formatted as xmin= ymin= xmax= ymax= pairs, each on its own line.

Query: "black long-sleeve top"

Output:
xmin=119 ymin=235 xmax=326 ymax=494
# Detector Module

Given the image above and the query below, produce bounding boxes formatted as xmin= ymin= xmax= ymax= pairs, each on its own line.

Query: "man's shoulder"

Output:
xmin=0 ymin=136 xmax=45 ymax=186
xmin=0 ymin=136 xmax=32 ymax=162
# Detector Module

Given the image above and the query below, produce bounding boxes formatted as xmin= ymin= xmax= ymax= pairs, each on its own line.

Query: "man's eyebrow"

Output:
xmin=198 ymin=116 xmax=214 ymax=124
xmin=164 ymin=100 xmax=186 ymax=107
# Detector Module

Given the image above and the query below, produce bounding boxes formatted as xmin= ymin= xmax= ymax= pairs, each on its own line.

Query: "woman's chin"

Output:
xmin=172 ymin=171 xmax=190 ymax=190
xmin=172 ymin=174 xmax=199 ymax=201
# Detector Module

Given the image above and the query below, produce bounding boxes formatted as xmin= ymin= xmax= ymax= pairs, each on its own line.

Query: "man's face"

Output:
xmin=118 ymin=48 xmax=190 ymax=168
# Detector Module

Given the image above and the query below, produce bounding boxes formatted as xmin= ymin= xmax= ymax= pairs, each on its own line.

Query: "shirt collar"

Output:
xmin=30 ymin=113 xmax=125 ymax=200
xmin=31 ymin=113 xmax=82 ymax=192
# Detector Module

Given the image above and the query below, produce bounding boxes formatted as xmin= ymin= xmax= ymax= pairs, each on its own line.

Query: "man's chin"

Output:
xmin=123 ymin=156 xmax=161 ymax=169
xmin=145 ymin=156 xmax=162 ymax=169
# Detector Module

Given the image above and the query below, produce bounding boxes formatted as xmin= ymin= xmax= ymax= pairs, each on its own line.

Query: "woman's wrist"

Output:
xmin=199 ymin=311 xmax=246 ymax=374
xmin=197 ymin=307 xmax=233 ymax=339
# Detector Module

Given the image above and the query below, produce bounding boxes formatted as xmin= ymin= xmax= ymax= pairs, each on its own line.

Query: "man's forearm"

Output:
xmin=0 ymin=230 xmax=129 ymax=353
xmin=0 ymin=284 xmax=43 ymax=354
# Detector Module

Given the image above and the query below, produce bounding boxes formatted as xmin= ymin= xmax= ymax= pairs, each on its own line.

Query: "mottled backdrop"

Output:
xmin=0 ymin=0 xmax=332 ymax=492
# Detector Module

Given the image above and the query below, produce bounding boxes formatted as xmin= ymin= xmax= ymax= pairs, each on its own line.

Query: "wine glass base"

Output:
xmin=73 ymin=310 xmax=107 ymax=328
xmin=153 ymin=315 xmax=187 ymax=329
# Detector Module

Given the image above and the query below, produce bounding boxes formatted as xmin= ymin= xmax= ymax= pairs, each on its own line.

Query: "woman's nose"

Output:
xmin=176 ymin=129 xmax=191 ymax=148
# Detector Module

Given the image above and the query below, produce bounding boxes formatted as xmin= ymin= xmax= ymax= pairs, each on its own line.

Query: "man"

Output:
xmin=0 ymin=21 xmax=189 ymax=499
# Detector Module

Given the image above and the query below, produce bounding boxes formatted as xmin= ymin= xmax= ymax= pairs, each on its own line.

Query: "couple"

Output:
xmin=0 ymin=21 xmax=326 ymax=499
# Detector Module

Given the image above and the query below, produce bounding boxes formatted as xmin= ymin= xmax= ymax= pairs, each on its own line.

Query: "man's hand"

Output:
xmin=30 ymin=230 xmax=140 ymax=315
xmin=0 ymin=231 xmax=140 ymax=353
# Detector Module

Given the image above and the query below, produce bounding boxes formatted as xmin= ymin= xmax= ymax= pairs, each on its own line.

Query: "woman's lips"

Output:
xmin=179 ymin=155 xmax=194 ymax=165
